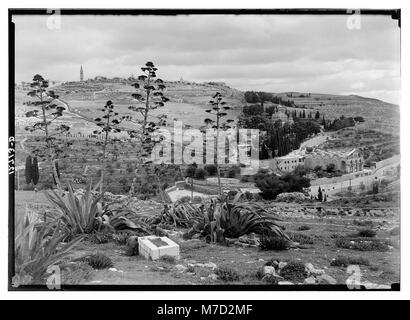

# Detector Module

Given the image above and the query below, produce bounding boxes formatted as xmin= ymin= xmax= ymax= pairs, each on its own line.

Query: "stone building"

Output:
xmin=304 ymin=148 xmax=363 ymax=173
xmin=275 ymin=148 xmax=364 ymax=174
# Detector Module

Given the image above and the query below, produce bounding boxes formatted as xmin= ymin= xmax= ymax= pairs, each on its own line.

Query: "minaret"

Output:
xmin=80 ymin=65 xmax=84 ymax=82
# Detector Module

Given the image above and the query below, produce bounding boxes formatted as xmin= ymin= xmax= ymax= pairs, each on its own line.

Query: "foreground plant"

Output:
xmin=14 ymin=214 xmax=82 ymax=285
xmin=44 ymin=183 xmax=103 ymax=237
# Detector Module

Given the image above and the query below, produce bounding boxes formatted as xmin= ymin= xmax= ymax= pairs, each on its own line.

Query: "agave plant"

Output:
xmin=44 ymin=183 xmax=103 ymax=236
xmin=14 ymin=213 xmax=83 ymax=285
xmin=148 ymin=202 xmax=205 ymax=228
xmin=204 ymin=193 xmax=289 ymax=241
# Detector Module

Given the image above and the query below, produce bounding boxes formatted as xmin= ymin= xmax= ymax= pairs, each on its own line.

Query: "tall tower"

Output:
xmin=80 ymin=65 xmax=84 ymax=82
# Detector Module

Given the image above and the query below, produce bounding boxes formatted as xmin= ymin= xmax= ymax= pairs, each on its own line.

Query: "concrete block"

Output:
xmin=138 ymin=235 xmax=180 ymax=261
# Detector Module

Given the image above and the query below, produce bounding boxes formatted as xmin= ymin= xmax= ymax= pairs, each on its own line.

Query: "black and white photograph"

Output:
xmin=8 ymin=8 xmax=401 ymax=292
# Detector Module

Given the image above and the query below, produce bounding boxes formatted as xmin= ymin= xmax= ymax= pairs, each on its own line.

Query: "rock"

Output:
xmin=278 ymin=281 xmax=294 ymax=285
xmin=208 ymin=274 xmax=218 ymax=280
xmin=362 ymin=282 xmax=391 ymax=290
xmin=305 ymin=263 xmax=325 ymax=276
xmin=263 ymin=266 xmax=277 ymax=276
xmin=317 ymin=274 xmax=337 ymax=285
xmin=278 ymin=262 xmax=288 ymax=270
xmin=175 ymin=264 xmax=187 ymax=273
xmin=276 ymin=192 xmax=309 ymax=203
xmin=202 ymin=262 xmax=217 ymax=269
xmin=303 ymin=276 xmax=317 ymax=285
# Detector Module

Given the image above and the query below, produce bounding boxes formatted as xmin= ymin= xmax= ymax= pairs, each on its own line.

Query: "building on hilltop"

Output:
xmin=80 ymin=65 xmax=84 ymax=82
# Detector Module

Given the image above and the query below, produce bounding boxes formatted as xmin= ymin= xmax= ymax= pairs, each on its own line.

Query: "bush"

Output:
xmin=356 ymin=229 xmax=377 ymax=238
xmin=61 ymin=262 xmax=94 ymax=285
xmin=297 ymin=225 xmax=310 ymax=231
xmin=289 ymin=233 xmax=314 ymax=245
xmin=204 ymin=164 xmax=217 ymax=176
xmin=194 ymin=168 xmax=207 ymax=180
xmin=259 ymin=235 xmax=290 ymax=251
xmin=160 ymin=255 xmax=176 ymax=264
xmin=82 ymin=252 xmax=114 ymax=269
xmin=330 ymin=255 xmax=370 ymax=267
xmin=215 ymin=266 xmax=241 ymax=282
xmin=335 ymin=238 xmax=389 ymax=252
xmin=280 ymin=261 xmax=308 ymax=283
xmin=87 ymin=231 xmax=111 ymax=244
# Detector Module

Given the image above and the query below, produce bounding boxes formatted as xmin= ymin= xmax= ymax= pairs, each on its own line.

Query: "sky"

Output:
xmin=13 ymin=14 xmax=401 ymax=104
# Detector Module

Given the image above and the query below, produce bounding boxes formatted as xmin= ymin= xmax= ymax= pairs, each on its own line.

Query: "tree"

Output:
xmin=31 ymin=157 xmax=39 ymax=186
xmin=204 ymin=92 xmax=234 ymax=195
xmin=25 ymin=156 xmax=33 ymax=185
xmin=317 ymin=186 xmax=323 ymax=202
xmin=25 ymin=74 xmax=70 ymax=188
xmin=254 ymin=171 xmax=310 ymax=200
xmin=93 ymin=100 xmax=124 ymax=193
xmin=326 ymin=163 xmax=336 ymax=173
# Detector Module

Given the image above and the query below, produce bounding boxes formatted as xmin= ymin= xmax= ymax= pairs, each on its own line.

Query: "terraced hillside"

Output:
xmin=274 ymin=92 xmax=400 ymax=135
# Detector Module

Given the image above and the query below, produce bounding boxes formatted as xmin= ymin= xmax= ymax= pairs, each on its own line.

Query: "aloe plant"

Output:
xmin=14 ymin=214 xmax=82 ymax=285
xmin=44 ymin=183 xmax=103 ymax=236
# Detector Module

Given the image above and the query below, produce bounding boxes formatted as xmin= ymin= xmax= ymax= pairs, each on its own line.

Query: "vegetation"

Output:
xmin=254 ymin=170 xmax=310 ymax=200
xmin=25 ymin=155 xmax=39 ymax=186
xmin=14 ymin=214 xmax=82 ymax=285
xmin=335 ymin=237 xmax=390 ymax=252
xmin=93 ymin=100 xmax=124 ymax=193
xmin=80 ymin=252 xmax=114 ymax=269
xmin=330 ymin=255 xmax=370 ymax=267
xmin=280 ymin=261 xmax=308 ymax=283
xmin=259 ymin=234 xmax=290 ymax=251
xmin=24 ymin=74 xmax=71 ymax=188
xmin=44 ymin=183 xmax=103 ymax=237
xmin=215 ymin=266 xmax=241 ymax=282
xmin=204 ymin=92 xmax=234 ymax=195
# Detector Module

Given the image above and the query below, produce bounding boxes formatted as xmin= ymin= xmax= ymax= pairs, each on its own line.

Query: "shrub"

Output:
xmin=160 ymin=255 xmax=176 ymax=264
xmin=125 ymin=236 xmax=139 ymax=256
xmin=194 ymin=168 xmax=207 ymax=180
xmin=297 ymin=225 xmax=310 ymax=231
xmin=353 ymin=219 xmax=374 ymax=227
xmin=330 ymin=255 xmax=370 ymax=267
xmin=227 ymin=168 xmax=237 ymax=178
xmin=112 ymin=232 xmax=130 ymax=245
xmin=204 ymin=164 xmax=217 ymax=176
xmin=259 ymin=235 xmax=290 ymax=251
xmin=289 ymin=233 xmax=314 ymax=245
xmin=61 ymin=262 xmax=94 ymax=285
xmin=82 ymin=252 xmax=114 ymax=269
xmin=335 ymin=238 xmax=389 ymax=252
xmin=280 ymin=261 xmax=308 ymax=283
xmin=215 ymin=266 xmax=241 ymax=282
xmin=87 ymin=231 xmax=111 ymax=244
xmin=356 ymin=229 xmax=377 ymax=238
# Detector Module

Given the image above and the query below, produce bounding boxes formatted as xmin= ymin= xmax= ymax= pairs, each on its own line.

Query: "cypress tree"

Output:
xmin=31 ymin=157 xmax=39 ymax=185
xmin=317 ymin=186 xmax=323 ymax=202
xmin=25 ymin=155 xmax=33 ymax=184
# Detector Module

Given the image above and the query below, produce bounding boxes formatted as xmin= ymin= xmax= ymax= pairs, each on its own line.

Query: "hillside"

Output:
xmin=273 ymin=92 xmax=400 ymax=135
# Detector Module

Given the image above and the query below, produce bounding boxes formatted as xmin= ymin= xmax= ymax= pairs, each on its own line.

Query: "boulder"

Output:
xmin=303 ymin=276 xmax=317 ymax=285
